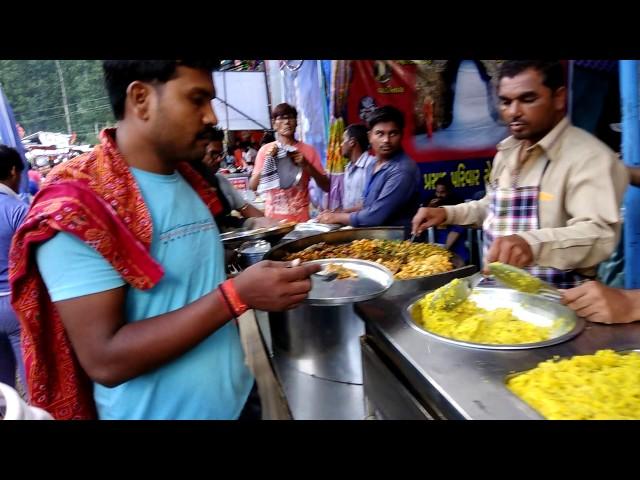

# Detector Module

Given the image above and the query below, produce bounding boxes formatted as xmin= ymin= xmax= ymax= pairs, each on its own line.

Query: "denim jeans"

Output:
xmin=0 ymin=295 xmax=25 ymax=389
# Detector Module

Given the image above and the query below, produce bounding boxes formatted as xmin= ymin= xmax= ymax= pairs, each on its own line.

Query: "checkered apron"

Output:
xmin=482 ymin=161 xmax=585 ymax=288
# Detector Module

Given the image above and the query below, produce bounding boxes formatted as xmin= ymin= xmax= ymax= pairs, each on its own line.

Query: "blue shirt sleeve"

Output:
xmin=36 ymin=231 xmax=126 ymax=302
xmin=11 ymin=201 xmax=28 ymax=231
xmin=350 ymin=169 xmax=416 ymax=227
xmin=450 ymin=224 xmax=465 ymax=235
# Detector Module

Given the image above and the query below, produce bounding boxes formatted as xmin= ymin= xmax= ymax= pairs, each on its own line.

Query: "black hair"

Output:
xmin=366 ymin=105 xmax=405 ymax=131
xmin=498 ymin=60 xmax=565 ymax=92
xmin=103 ymin=60 xmax=220 ymax=120
xmin=271 ymin=103 xmax=298 ymax=120
xmin=260 ymin=130 xmax=276 ymax=146
xmin=0 ymin=145 xmax=24 ymax=180
xmin=435 ymin=176 xmax=454 ymax=191
xmin=209 ymin=127 xmax=225 ymax=143
xmin=345 ymin=124 xmax=369 ymax=151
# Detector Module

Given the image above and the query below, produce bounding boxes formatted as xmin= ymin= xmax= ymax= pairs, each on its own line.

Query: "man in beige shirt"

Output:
xmin=412 ymin=60 xmax=628 ymax=287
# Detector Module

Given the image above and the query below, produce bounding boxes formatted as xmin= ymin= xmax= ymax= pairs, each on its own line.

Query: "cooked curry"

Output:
xmin=324 ymin=263 xmax=358 ymax=280
xmin=285 ymin=239 xmax=453 ymax=279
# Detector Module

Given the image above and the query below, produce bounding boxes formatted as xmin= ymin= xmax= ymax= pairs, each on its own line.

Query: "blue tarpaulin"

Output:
xmin=620 ymin=60 xmax=640 ymax=289
xmin=283 ymin=60 xmax=329 ymax=209
xmin=0 ymin=84 xmax=29 ymax=194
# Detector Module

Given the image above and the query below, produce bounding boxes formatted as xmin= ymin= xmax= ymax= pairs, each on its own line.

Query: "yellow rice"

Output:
xmin=507 ymin=349 xmax=640 ymax=420
xmin=415 ymin=281 xmax=552 ymax=344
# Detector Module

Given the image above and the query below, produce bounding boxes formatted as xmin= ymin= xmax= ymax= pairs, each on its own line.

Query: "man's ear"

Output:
xmin=553 ymin=86 xmax=567 ymax=112
xmin=9 ymin=166 xmax=21 ymax=191
xmin=126 ymin=81 xmax=154 ymax=120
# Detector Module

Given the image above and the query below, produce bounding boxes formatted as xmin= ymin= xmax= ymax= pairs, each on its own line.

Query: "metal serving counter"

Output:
xmin=356 ymin=287 xmax=640 ymax=420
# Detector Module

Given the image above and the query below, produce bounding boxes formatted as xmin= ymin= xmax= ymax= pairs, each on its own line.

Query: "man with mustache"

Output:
xmin=316 ymin=106 xmax=421 ymax=229
xmin=9 ymin=60 xmax=320 ymax=420
xmin=190 ymin=127 xmax=276 ymax=231
xmin=412 ymin=60 xmax=628 ymax=288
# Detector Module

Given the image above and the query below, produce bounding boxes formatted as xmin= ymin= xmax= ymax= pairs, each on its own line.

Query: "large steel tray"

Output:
xmin=406 ymin=287 xmax=585 ymax=350
xmin=265 ymin=227 xmax=474 ymax=296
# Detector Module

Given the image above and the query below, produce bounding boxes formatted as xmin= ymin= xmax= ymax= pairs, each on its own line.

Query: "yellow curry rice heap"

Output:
xmin=507 ymin=349 xmax=640 ymax=420
xmin=415 ymin=280 xmax=552 ymax=344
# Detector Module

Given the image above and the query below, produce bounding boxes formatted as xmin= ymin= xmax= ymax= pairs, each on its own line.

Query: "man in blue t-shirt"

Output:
xmin=29 ymin=61 xmax=320 ymax=420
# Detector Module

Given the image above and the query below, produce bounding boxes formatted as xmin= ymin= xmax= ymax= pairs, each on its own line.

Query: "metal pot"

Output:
xmin=235 ymin=240 xmax=271 ymax=270
xmin=269 ymin=304 xmax=365 ymax=384
xmin=264 ymin=227 xmax=477 ymax=384
xmin=265 ymin=227 xmax=475 ymax=296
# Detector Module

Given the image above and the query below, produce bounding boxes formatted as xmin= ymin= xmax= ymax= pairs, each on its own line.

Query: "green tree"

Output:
xmin=0 ymin=60 xmax=115 ymax=145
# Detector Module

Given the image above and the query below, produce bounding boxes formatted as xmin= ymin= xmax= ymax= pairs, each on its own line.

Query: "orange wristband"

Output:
xmin=219 ymin=279 xmax=249 ymax=317
xmin=215 ymin=288 xmax=234 ymax=318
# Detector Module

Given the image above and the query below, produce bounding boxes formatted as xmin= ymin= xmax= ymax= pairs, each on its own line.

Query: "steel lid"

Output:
xmin=304 ymin=258 xmax=394 ymax=306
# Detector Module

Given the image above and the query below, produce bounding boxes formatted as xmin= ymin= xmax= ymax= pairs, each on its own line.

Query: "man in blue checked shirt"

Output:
xmin=316 ymin=106 xmax=421 ymax=229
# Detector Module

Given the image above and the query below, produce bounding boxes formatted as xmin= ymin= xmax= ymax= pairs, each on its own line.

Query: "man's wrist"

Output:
xmin=215 ymin=288 xmax=235 ymax=319
xmin=515 ymin=232 xmax=540 ymax=261
xmin=219 ymin=279 xmax=249 ymax=317
xmin=623 ymin=289 xmax=640 ymax=322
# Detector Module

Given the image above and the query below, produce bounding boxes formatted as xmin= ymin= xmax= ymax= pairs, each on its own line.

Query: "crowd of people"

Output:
xmin=1 ymin=59 xmax=640 ymax=421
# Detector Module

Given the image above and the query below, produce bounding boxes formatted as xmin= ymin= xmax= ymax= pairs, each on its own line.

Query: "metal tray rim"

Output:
xmin=303 ymin=258 xmax=394 ymax=306
xmin=504 ymin=348 xmax=640 ymax=382
xmin=403 ymin=287 xmax=586 ymax=350
xmin=265 ymin=227 xmax=467 ymax=282
xmin=503 ymin=348 xmax=640 ymax=420
xmin=220 ymin=222 xmax=296 ymax=244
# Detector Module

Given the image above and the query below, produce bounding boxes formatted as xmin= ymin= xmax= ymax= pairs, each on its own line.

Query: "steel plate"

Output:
xmin=406 ymin=287 xmax=585 ymax=350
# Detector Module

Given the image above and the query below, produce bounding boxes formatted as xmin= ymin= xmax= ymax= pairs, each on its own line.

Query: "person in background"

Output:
xmin=340 ymin=124 xmax=375 ymax=212
xmin=425 ymin=177 xmax=469 ymax=263
xmin=571 ymin=60 xmax=620 ymax=151
xmin=242 ymin=141 xmax=258 ymax=173
xmin=316 ymin=106 xmax=421 ymax=229
xmin=0 ymin=145 xmax=28 ymax=391
xmin=190 ymin=129 xmax=277 ymax=230
xmin=259 ymin=130 xmax=275 ymax=147
xmin=27 ymin=165 xmax=42 ymax=196
xmin=222 ymin=147 xmax=236 ymax=169
xmin=249 ymin=103 xmax=329 ymax=222
xmin=232 ymin=141 xmax=246 ymax=170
